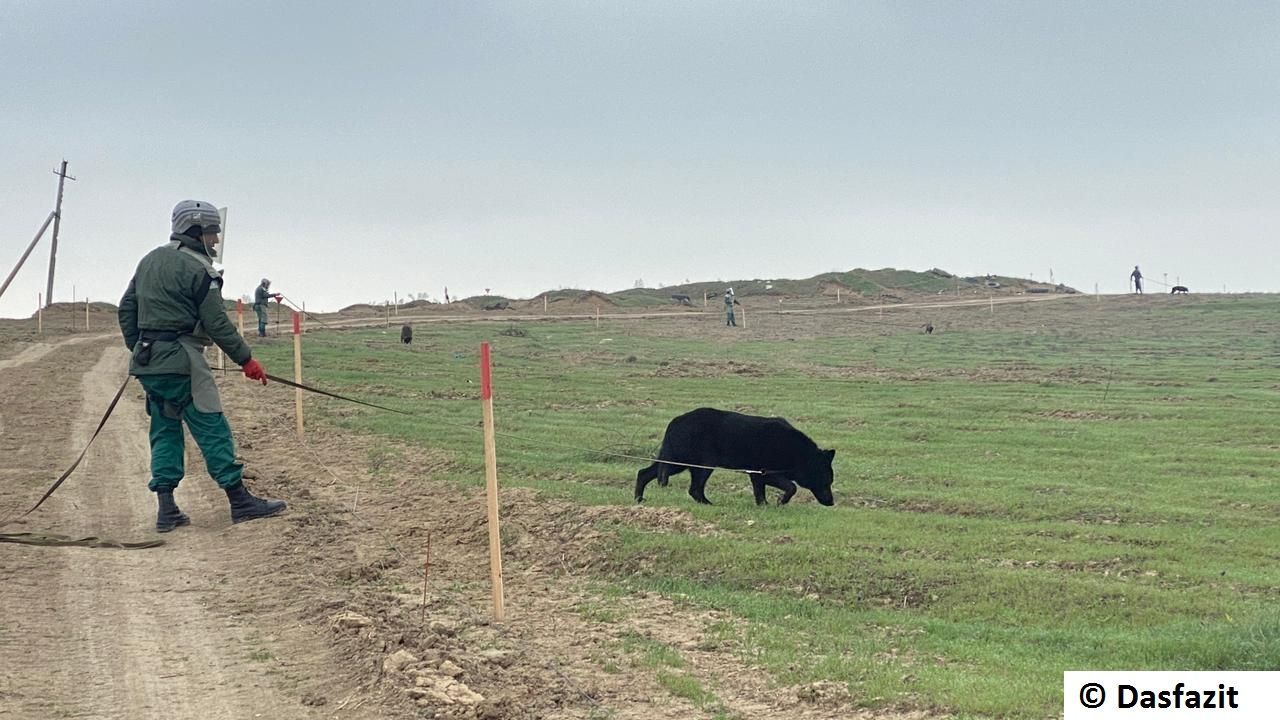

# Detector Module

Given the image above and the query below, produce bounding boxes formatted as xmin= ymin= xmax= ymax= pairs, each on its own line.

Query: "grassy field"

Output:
xmin=252 ymin=294 xmax=1280 ymax=718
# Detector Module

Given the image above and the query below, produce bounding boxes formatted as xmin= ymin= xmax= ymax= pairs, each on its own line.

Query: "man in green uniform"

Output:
xmin=118 ymin=199 xmax=286 ymax=532
xmin=253 ymin=278 xmax=281 ymax=337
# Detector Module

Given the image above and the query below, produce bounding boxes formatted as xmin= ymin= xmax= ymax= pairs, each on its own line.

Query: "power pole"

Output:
xmin=45 ymin=160 xmax=75 ymax=306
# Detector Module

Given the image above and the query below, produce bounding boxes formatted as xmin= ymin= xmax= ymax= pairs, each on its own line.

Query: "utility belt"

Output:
xmin=134 ymin=330 xmax=185 ymax=367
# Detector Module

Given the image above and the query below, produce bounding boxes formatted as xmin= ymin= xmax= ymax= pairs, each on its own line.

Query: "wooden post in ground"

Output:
xmin=595 ymin=305 xmax=600 ymax=330
xmin=37 ymin=293 xmax=42 ymax=334
xmin=236 ymin=299 xmax=245 ymax=336
xmin=543 ymin=295 xmax=547 ymax=313
xmin=385 ymin=301 xmax=390 ymax=328
xmin=989 ymin=294 xmax=994 ymax=314
xmin=0 ymin=211 xmax=55 ymax=302
xmin=739 ymin=301 xmax=746 ymax=329
xmin=479 ymin=342 xmax=506 ymax=621
xmin=46 ymin=160 xmax=73 ymax=305
xmin=293 ymin=311 xmax=304 ymax=439
xmin=836 ymin=287 xmax=841 ymax=304
xmin=703 ymin=291 xmax=707 ymax=307
xmin=84 ymin=298 xmax=90 ymax=331
xmin=394 ymin=292 xmax=399 ymax=317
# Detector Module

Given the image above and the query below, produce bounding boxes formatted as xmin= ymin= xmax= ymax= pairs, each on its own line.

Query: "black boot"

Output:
xmin=156 ymin=490 xmax=190 ymax=533
xmin=225 ymin=482 xmax=286 ymax=524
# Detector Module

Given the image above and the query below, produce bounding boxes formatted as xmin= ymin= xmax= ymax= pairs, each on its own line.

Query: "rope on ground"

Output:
xmin=266 ymin=373 xmax=781 ymax=475
xmin=0 ymin=375 xmax=167 ymax=549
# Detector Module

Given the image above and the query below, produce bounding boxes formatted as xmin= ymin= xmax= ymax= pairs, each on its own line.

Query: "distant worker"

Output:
xmin=724 ymin=288 xmax=740 ymax=327
xmin=253 ymin=278 xmax=282 ymax=336
xmin=400 ymin=323 xmax=413 ymax=344
xmin=118 ymin=199 xmax=286 ymax=532
xmin=1130 ymin=266 xmax=1143 ymax=294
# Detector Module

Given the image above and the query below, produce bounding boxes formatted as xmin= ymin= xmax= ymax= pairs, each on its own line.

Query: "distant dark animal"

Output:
xmin=400 ymin=324 xmax=413 ymax=344
xmin=1171 ymin=286 xmax=1189 ymax=294
xmin=483 ymin=301 xmax=510 ymax=311
xmin=923 ymin=323 xmax=934 ymax=334
xmin=635 ymin=408 xmax=835 ymax=506
xmin=671 ymin=293 xmax=692 ymax=306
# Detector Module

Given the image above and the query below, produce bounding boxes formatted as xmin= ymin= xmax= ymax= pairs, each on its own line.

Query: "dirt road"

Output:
xmin=0 ymin=340 xmax=375 ymax=720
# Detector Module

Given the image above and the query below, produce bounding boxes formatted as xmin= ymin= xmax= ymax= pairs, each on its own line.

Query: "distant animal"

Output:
xmin=400 ymin=324 xmax=413 ymax=344
xmin=483 ymin=300 xmax=510 ymax=311
xmin=923 ymin=323 xmax=934 ymax=334
xmin=1171 ymin=286 xmax=1189 ymax=294
xmin=670 ymin=293 xmax=692 ymax=306
xmin=635 ymin=408 xmax=835 ymax=506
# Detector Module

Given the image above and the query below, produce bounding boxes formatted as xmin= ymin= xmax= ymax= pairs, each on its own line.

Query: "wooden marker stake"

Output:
xmin=479 ymin=342 xmax=506 ymax=621
xmin=85 ymin=298 xmax=90 ymax=331
xmin=739 ymin=301 xmax=746 ymax=329
xmin=293 ymin=311 xmax=304 ymax=439
xmin=37 ymin=293 xmax=42 ymax=335
xmin=236 ymin=299 xmax=245 ymax=336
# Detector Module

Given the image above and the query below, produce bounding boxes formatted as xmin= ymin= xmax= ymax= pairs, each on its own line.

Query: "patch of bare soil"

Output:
xmin=641 ymin=359 xmax=768 ymax=379
xmin=0 ymin=338 xmax=378 ymax=720
xmin=215 ymin=375 xmax=938 ymax=719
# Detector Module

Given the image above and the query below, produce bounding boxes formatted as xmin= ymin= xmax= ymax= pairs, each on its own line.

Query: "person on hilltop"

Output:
xmin=253 ymin=278 xmax=283 ymax=337
xmin=118 ymin=199 xmax=286 ymax=532
xmin=724 ymin=288 xmax=741 ymax=327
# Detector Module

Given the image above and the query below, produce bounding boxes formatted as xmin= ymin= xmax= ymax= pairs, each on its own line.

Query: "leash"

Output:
xmin=266 ymin=372 xmax=778 ymax=475
xmin=0 ymin=532 xmax=164 ymax=549
xmin=263 ymin=373 xmax=413 ymax=416
xmin=277 ymin=294 xmax=338 ymax=331
xmin=0 ymin=375 xmax=166 ymax=549
xmin=0 ymin=375 xmax=131 ymax=527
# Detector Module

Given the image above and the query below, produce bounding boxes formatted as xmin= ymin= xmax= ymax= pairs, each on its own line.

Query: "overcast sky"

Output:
xmin=2 ymin=1 xmax=1277 ymax=317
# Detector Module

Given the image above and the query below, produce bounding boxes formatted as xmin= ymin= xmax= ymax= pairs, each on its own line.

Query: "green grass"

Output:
xmin=253 ymin=293 xmax=1280 ymax=718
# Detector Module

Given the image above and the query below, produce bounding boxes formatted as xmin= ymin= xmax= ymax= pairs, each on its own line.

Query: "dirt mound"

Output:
xmin=566 ymin=291 xmax=616 ymax=307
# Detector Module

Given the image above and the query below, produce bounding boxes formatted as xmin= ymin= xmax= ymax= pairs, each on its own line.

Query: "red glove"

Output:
xmin=243 ymin=359 xmax=268 ymax=385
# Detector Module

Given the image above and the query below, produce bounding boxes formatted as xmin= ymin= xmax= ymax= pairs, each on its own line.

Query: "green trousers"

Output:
xmin=138 ymin=374 xmax=243 ymax=492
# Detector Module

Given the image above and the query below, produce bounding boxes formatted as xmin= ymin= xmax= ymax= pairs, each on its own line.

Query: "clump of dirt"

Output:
xmin=645 ymin=359 xmax=767 ymax=378
xmin=1038 ymin=409 xmax=1115 ymax=421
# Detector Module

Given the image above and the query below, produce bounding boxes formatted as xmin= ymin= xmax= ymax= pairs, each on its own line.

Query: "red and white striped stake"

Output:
xmin=293 ymin=311 xmax=304 ymax=439
xmin=480 ymin=342 xmax=506 ymax=621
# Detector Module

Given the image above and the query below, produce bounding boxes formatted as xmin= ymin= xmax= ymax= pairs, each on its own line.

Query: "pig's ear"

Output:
xmin=824 ymin=449 xmax=836 ymax=462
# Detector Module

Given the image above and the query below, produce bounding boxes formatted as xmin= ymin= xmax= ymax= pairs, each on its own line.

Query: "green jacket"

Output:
xmin=118 ymin=233 xmax=252 ymax=376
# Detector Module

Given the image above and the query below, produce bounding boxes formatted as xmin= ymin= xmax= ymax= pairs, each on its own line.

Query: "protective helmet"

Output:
xmin=171 ymin=199 xmax=222 ymax=235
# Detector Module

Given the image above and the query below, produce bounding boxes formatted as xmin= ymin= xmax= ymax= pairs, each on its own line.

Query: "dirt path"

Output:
xmin=0 ymin=332 xmax=112 ymax=370
xmin=0 ymin=343 xmax=377 ymax=720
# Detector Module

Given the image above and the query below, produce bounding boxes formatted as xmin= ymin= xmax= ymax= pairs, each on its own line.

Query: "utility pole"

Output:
xmin=45 ymin=160 xmax=75 ymax=306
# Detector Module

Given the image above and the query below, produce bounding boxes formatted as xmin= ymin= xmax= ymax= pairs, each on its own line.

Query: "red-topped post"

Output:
xmin=480 ymin=342 xmax=505 ymax=621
